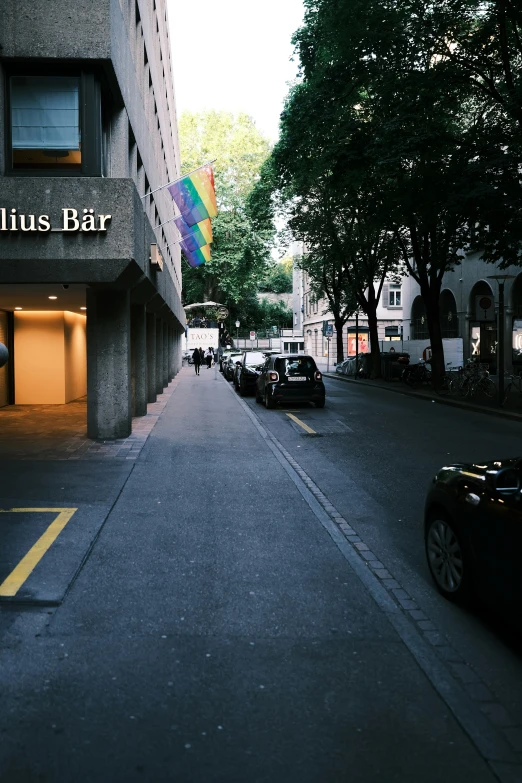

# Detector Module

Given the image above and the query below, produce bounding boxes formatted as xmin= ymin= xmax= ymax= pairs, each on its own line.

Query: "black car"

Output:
xmin=223 ymin=352 xmax=243 ymax=381
xmin=424 ymin=458 xmax=522 ymax=611
xmin=256 ymin=354 xmax=325 ymax=408
xmin=235 ymin=351 xmax=267 ymax=396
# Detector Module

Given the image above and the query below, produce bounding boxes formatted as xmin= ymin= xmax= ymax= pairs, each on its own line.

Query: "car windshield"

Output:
xmin=228 ymin=354 xmax=242 ymax=362
xmin=276 ymin=357 xmax=316 ymax=377
xmin=244 ymin=353 xmax=265 ymax=366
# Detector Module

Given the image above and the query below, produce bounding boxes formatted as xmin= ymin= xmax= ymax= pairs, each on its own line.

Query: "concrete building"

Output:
xmin=0 ymin=0 xmax=185 ymax=438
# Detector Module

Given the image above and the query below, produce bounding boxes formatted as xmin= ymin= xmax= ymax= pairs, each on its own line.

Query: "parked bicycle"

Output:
xmin=401 ymin=359 xmax=431 ymax=388
xmin=502 ymin=374 xmax=522 ymax=407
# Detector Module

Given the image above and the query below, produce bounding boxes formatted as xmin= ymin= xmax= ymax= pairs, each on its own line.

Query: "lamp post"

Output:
xmin=235 ymin=320 xmax=240 ymax=346
xmin=487 ymin=274 xmax=515 ymax=406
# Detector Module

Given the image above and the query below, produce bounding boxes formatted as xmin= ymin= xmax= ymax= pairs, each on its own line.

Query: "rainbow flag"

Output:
xmin=174 ymin=215 xmax=213 ymax=252
xmin=168 ymin=165 xmax=217 ymax=227
xmin=181 ymin=241 xmax=211 ymax=268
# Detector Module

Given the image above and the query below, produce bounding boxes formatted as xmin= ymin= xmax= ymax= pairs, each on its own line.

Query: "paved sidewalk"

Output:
xmin=0 ymin=382 xmax=179 ymax=460
xmin=0 ymin=366 xmax=513 ymax=782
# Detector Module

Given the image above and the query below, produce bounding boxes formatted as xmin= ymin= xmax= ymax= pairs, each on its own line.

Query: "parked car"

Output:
xmin=234 ymin=351 xmax=267 ymax=396
xmin=223 ymin=352 xmax=243 ymax=381
xmin=256 ymin=354 xmax=325 ymax=409
xmin=220 ymin=350 xmax=238 ymax=372
xmin=424 ymin=458 xmax=522 ymax=612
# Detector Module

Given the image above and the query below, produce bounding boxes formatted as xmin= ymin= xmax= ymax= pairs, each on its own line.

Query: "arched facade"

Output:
xmin=468 ymin=280 xmax=496 ymax=367
xmin=410 ymin=296 xmax=429 ymax=340
xmin=440 ymin=289 xmax=459 ymax=338
xmin=511 ymin=274 xmax=522 ymax=372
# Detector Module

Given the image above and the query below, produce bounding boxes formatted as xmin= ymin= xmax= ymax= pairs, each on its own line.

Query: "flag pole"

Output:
xmin=140 ymin=159 xmax=217 ymax=200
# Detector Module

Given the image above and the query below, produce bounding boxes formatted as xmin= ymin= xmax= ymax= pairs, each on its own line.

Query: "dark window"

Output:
xmin=11 ymin=76 xmax=80 ymax=170
xmin=6 ymin=70 xmax=101 ymax=176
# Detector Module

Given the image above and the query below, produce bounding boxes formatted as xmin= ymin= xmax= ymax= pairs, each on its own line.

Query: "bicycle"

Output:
xmin=434 ymin=362 xmax=461 ymax=396
xmin=502 ymin=374 xmax=522 ymax=407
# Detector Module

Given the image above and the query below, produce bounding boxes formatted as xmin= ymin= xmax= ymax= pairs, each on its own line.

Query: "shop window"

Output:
xmin=347 ymin=332 xmax=369 ymax=355
xmin=6 ymin=71 xmax=101 ymax=176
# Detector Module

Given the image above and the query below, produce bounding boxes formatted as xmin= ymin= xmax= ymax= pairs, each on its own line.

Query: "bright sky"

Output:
xmin=166 ymin=0 xmax=304 ymax=143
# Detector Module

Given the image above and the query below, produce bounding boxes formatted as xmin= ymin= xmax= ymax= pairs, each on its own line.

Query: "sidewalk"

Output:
xmin=0 ymin=366 xmax=515 ymax=782
xmin=324 ymin=371 xmax=522 ymax=423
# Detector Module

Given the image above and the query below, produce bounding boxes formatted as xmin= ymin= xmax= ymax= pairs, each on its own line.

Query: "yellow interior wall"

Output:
xmin=14 ymin=312 xmax=65 ymax=403
xmin=14 ymin=311 xmax=87 ymax=404
xmin=64 ymin=311 xmax=87 ymax=402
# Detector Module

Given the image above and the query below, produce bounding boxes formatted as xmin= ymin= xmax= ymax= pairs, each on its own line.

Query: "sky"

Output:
xmin=166 ymin=0 xmax=305 ymax=143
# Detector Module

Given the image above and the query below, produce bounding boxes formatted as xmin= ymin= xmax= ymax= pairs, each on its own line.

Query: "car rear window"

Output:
xmin=276 ymin=357 xmax=317 ymax=377
xmin=244 ymin=353 xmax=266 ymax=366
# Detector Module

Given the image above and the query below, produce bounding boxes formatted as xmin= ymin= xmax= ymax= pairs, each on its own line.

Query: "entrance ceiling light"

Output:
xmin=48 ymin=296 xmax=57 ymax=300
xmin=80 ymin=307 xmax=86 ymax=311
xmin=15 ymin=307 xmax=22 ymax=310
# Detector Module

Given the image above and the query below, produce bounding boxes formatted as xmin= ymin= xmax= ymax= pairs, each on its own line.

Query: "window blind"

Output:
xmin=11 ymin=76 xmax=80 ymax=150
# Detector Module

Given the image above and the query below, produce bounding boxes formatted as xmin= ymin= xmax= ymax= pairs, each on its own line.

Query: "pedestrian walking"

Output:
xmin=199 ymin=347 xmax=204 ymax=367
xmin=192 ymin=347 xmax=201 ymax=375
xmin=205 ymin=347 xmax=213 ymax=369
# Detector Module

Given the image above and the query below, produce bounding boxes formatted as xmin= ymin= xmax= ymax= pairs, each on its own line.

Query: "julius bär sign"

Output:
xmin=0 ymin=208 xmax=112 ymax=233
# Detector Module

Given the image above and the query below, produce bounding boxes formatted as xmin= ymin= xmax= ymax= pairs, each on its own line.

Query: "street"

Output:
xmin=0 ymin=368 xmax=521 ymax=782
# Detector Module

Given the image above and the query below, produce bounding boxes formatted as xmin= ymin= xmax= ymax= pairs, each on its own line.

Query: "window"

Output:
xmin=11 ymin=76 xmax=80 ymax=170
xmin=389 ymin=286 xmax=401 ymax=307
xmin=7 ymin=71 xmax=101 ymax=176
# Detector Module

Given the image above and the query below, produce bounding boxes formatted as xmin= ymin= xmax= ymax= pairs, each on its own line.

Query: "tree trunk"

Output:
xmin=423 ymin=286 xmax=445 ymax=383
xmin=367 ymin=307 xmax=381 ymax=379
xmin=334 ymin=314 xmax=345 ymax=363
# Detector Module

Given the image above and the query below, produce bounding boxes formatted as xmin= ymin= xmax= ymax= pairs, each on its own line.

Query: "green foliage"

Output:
xmin=261 ymin=0 xmax=522 ymax=377
xmin=179 ymin=111 xmax=275 ymax=306
xmin=259 ymin=259 xmax=293 ymax=293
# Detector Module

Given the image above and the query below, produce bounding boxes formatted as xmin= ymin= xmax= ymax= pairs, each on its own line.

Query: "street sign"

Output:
xmin=249 ymin=331 xmax=256 ymax=340
xmin=217 ymin=307 xmax=229 ymax=320
xmin=322 ymin=321 xmax=333 ymax=336
xmin=422 ymin=346 xmax=432 ymax=362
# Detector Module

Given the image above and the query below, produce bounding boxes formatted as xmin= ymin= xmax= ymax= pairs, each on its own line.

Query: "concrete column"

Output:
xmin=87 ymin=288 xmax=131 ymax=440
xmin=131 ymin=304 xmax=147 ymax=417
xmin=146 ymin=312 xmax=157 ymax=403
xmin=156 ymin=317 xmax=164 ymax=394
xmin=167 ymin=326 xmax=173 ymax=381
xmin=163 ymin=321 xmax=169 ymax=387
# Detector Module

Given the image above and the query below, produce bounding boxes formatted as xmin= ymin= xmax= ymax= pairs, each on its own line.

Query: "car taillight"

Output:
xmin=269 ymin=371 xmax=279 ymax=382
xmin=315 ymin=371 xmax=322 ymax=381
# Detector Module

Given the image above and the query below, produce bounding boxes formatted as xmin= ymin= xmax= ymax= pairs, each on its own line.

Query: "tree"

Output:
xmin=259 ymin=259 xmax=293 ymax=293
xmin=179 ymin=111 xmax=274 ymax=306
xmin=283 ymin=0 xmax=522 ymax=382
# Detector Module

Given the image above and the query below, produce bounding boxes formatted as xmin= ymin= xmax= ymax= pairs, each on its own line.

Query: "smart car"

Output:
xmin=256 ymin=354 xmax=325 ymax=409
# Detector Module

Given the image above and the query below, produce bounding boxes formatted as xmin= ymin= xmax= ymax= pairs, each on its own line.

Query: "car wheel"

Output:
xmin=315 ymin=400 xmax=325 ymax=408
xmin=425 ymin=511 xmax=473 ymax=605
xmin=265 ymin=390 xmax=276 ymax=409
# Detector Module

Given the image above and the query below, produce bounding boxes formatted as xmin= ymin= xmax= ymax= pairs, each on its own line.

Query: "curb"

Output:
xmin=324 ymin=372 xmax=522 ymax=424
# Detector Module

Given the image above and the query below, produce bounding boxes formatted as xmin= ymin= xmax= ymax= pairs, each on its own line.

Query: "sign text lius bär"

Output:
xmin=0 ymin=208 xmax=112 ymax=233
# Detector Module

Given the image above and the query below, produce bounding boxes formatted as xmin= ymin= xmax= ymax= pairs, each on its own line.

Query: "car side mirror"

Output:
xmin=494 ymin=468 xmax=521 ymax=494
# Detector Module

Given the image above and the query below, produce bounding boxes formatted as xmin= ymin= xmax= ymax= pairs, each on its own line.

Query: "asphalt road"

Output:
xmin=0 ymin=367 xmax=521 ymax=782
xmin=243 ymin=376 xmax=522 ymax=731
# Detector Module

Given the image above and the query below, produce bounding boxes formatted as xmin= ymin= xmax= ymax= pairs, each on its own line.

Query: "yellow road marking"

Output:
xmin=286 ymin=413 xmax=317 ymax=435
xmin=0 ymin=508 xmax=77 ymax=597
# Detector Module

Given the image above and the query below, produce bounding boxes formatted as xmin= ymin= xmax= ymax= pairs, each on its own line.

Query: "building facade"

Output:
xmin=293 ymin=247 xmax=404 ymax=370
xmin=401 ymin=252 xmax=522 ymax=376
xmin=0 ymin=0 xmax=185 ymax=438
